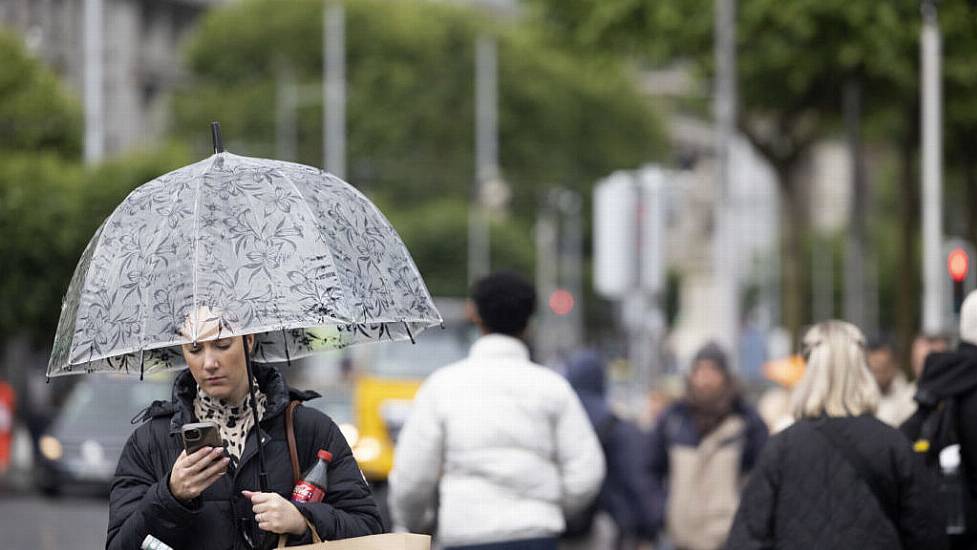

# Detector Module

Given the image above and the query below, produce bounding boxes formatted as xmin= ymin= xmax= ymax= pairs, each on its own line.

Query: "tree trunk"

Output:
xmin=844 ymin=79 xmax=868 ymax=332
xmin=777 ymin=163 xmax=808 ymax=348
xmin=965 ymin=145 xmax=977 ymax=246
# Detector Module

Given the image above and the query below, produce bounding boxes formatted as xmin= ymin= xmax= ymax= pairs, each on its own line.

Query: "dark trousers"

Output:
xmin=443 ymin=537 xmax=558 ymax=550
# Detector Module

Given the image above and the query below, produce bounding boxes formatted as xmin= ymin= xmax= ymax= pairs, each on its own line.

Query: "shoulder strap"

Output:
xmin=285 ymin=400 xmax=302 ymax=484
xmin=812 ymin=420 xmax=900 ymax=529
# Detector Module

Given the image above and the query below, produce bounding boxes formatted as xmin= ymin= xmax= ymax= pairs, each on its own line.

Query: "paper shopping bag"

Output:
xmin=280 ymin=533 xmax=431 ymax=550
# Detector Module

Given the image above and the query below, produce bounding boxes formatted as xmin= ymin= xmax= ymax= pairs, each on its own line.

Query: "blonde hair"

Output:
xmin=790 ymin=320 xmax=880 ymax=419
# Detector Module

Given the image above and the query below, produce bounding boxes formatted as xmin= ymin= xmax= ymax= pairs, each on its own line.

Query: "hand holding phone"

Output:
xmin=169 ymin=446 xmax=229 ymax=503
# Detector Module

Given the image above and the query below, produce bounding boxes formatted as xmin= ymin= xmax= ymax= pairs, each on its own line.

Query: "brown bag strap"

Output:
xmin=277 ymin=518 xmax=323 ymax=548
xmin=285 ymin=400 xmax=302 ymax=484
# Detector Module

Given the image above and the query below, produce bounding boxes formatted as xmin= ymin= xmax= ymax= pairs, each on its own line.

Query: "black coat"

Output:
xmin=902 ymin=342 xmax=977 ymax=546
xmin=106 ymin=364 xmax=382 ymax=550
xmin=726 ymin=416 xmax=946 ymax=550
xmin=565 ymin=351 xmax=658 ymax=539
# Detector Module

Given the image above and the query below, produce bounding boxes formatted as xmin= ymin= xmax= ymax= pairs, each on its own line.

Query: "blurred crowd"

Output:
xmin=386 ymin=271 xmax=977 ymax=550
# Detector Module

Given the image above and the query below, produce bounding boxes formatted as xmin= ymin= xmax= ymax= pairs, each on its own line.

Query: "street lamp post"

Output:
xmin=714 ymin=0 xmax=739 ymax=357
xmin=921 ymin=0 xmax=944 ymax=333
xmin=323 ymin=2 xmax=346 ymax=179
xmin=469 ymin=36 xmax=497 ymax=285
xmin=84 ymin=0 xmax=104 ymax=164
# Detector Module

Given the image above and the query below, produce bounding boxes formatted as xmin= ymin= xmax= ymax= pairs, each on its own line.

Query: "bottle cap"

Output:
xmin=317 ymin=449 xmax=333 ymax=462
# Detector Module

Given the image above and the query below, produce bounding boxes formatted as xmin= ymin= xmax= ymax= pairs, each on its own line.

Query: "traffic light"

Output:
xmin=944 ymin=239 xmax=976 ymax=323
xmin=949 ymin=247 xmax=970 ymax=313
xmin=548 ymin=289 xmax=575 ymax=317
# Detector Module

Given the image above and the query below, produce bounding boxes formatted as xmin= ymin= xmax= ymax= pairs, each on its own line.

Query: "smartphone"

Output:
xmin=180 ymin=421 xmax=224 ymax=454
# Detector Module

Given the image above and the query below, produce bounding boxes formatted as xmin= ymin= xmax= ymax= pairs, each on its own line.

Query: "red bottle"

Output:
xmin=291 ymin=449 xmax=333 ymax=503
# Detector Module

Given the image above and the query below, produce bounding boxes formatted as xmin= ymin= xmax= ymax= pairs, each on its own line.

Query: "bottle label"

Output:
xmin=291 ymin=480 xmax=325 ymax=503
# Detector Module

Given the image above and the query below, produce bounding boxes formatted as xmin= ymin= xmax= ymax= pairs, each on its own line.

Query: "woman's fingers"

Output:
xmin=185 ymin=447 xmax=225 ymax=474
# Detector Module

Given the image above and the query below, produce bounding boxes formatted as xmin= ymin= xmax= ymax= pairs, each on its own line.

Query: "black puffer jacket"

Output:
xmin=106 ymin=364 xmax=382 ymax=550
xmin=902 ymin=342 xmax=977 ymax=547
xmin=726 ymin=415 xmax=946 ymax=550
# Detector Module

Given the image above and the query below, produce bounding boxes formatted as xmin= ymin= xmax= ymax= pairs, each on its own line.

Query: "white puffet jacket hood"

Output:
xmin=389 ymin=334 xmax=606 ymax=547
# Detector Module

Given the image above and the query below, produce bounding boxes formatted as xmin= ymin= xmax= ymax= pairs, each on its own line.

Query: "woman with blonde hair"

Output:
xmin=726 ymin=321 xmax=946 ymax=549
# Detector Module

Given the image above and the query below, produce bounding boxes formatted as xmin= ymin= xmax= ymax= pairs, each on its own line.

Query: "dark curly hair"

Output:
xmin=471 ymin=271 xmax=536 ymax=336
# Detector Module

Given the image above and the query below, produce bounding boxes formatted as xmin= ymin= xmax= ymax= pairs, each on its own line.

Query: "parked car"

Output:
xmin=35 ymin=374 xmax=171 ymax=496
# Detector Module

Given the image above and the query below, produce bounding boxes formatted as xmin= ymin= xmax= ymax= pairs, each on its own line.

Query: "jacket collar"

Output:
xmin=468 ymin=334 xmax=530 ymax=363
xmin=167 ymin=362 xmax=294 ymax=434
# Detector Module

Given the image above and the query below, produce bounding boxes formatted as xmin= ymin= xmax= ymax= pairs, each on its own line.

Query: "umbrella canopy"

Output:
xmin=48 ymin=151 xmax=442 ymax=378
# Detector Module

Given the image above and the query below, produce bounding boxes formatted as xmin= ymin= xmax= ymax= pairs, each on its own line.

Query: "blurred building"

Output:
xmin=0 ymin=0 xmax=227 ymax=156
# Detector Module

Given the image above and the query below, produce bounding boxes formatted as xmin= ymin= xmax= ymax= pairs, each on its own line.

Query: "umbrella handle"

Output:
xmin=211 ymin=121 xmax=224 ymax=154
xmin=243 ymin=335 xmax=269 ymax=492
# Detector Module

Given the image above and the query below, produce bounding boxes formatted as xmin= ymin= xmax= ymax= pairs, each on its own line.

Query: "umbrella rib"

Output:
xmin=190 ymin=161 xmax=206 ymax=343
xmin=136 ymin=177 xmax=191 ymax=367
xmin=278 ymin=167 xmax=352 ymax=323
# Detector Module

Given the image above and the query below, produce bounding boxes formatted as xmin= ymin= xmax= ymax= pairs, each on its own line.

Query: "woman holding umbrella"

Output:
xmin=106 ymin=309 xmax=383 ymax=549
xmin=46 ymin=126 xmax=443 ymax=549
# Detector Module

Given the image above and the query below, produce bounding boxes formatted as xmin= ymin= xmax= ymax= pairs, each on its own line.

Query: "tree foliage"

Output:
xmin=172 ymin=0 xmax=665 ymax=295
xmin=0 ymin=142 xmax=191 ymax=348
xmin=0 ymin=30 xmax=82 ymax=156
xmin=527 ymin=0 xmax=977 ymax=342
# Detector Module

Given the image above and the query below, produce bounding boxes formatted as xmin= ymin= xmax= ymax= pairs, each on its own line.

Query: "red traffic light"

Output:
xmin=948 ymin=247 xmax=970 ymax=283
xmin=548 ymin=289 xmax=575 ymax=316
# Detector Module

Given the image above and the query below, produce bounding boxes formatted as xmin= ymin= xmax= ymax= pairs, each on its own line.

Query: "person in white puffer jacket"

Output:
xmin=389 ymin=271 xmax=605 ymax=550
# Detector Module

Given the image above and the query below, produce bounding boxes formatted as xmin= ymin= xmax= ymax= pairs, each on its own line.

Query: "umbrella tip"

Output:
xmin=210 ymin=121 xmax=224 ymax=154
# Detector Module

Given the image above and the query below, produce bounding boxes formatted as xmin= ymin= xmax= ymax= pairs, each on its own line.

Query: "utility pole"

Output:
xmin=84 ymin=0 xmax=104 ymax=164
xmin=844 ymin=79 xmax=867 ymax=329
xmin=921 ymin=0 xmax=944 ymax=333
xmin=714 ymin=0 xmax=739 ymax=356
xmin=535 ymin=205 xmax=559 ymax=363
xmin=469 ymin=36 xmax=497 ymax=285
xmin=276 ymin=62 xmax=298 ymax=162
xmin=323 ymin=2 xmax=346 ymax=179
xmin=558 ymin=190 xmax=584 ymax=347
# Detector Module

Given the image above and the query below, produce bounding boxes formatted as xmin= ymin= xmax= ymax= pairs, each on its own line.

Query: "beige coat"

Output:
xmin=876 ymin=372 xmax=917 ymax=428
xmin=666 ymin=416 xmax=746 ymax=550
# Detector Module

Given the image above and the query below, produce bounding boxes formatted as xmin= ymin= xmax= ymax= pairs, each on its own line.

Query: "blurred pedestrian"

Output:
xmin=647 ymin=342 xmax=768 ymax=550
xmin=563 ymin=350 xmax=657 ymax=550
xmin=866 ymin=336 xmax=916 ymax=427
xmin=0 ymin=380 xmax=13 ymax=475
xmin=389 ymin=271 xmax=605 ymax=550
xmin=902 ymin=291 xmax=977 ymax=548
xmin=756 ymin=355 xmax=805 ymax=434
xmin=727 ymin=321 xmax=946 ymax=550
xmin=911 ymin=332 xmax=952 ymax=379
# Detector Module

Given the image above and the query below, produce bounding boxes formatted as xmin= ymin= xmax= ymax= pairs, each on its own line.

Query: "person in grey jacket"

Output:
xmin=389 ymin=271 xmax=605 ymax=550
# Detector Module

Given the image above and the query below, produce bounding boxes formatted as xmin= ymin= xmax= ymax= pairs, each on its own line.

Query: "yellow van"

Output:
xmin=344 ymin=299 xmax=471 ymax=482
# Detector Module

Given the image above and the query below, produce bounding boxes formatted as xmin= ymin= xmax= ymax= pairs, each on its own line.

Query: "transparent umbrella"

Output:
xmin=49 ymin=124 xmax=441 ymax=379
xmin=46 ymin=123 xmax=442 ymax=490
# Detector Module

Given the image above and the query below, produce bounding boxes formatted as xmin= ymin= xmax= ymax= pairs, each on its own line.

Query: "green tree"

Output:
xmin=0 ymin=30 xmax=82 ymax=157
xmin=0 ymin=146 xmax=191 ymax=351
xmin=172 ymin=0 xmax=665 ymax=295
xmin=0 ymin=28 xmax=84 ymax=357
xmin=528 ymin=0 xmax=925 ymax=341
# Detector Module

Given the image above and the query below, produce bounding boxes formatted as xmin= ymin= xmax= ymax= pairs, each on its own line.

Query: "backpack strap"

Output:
xmin=812 ymin=420 xmax=900 ymax=529
xmin=285 ymin=400 xmax=302 ymax=484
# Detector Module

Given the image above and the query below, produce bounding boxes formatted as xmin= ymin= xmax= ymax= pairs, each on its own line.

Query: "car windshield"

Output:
xmin=55 ymin=377 xmax=172 ymax=439
xmin=365 ymin=325 xmax=472 ymax=379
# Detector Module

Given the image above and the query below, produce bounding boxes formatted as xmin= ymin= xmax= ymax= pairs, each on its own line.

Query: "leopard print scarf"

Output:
xmin=193 ymin=387 xmax=267 ymax=464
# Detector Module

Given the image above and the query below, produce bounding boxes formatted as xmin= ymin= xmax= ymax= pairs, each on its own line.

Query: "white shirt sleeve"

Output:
xmin=388 ymin=376 xmax=444 ymax=533
xmin=553 ymin=382 xmax=606 ymax=517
